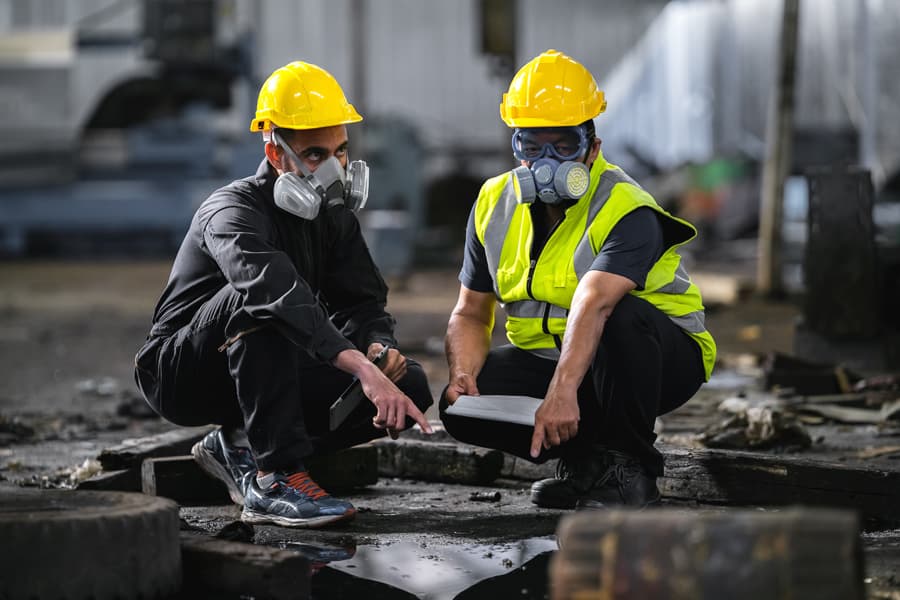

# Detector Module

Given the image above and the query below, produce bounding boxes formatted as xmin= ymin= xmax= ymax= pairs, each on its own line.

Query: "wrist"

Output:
xmin=548 ymin=375 xmax=579 ymax=397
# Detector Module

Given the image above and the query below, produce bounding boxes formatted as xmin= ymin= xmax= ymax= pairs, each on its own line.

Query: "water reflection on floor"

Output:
xmin=288 ymin=537 xmax=557 ymax=599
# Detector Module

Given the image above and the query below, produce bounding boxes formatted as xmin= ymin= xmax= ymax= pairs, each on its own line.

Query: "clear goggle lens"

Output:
xmin=511 ymin=127 xmax=588 ymax=161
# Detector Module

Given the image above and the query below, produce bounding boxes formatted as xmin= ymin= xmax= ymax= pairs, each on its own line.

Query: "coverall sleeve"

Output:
xmin=202 ymin=203 xmax=354 ymax=362
xmin=321 ymin=207 xmax=398 ymax=351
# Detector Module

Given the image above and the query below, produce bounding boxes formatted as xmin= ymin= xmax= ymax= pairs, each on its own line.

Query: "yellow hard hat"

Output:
xmin=249 ymin=61 xmax=363 ymax=132
xmin=500 ymin=49 xmax=606 ymax=128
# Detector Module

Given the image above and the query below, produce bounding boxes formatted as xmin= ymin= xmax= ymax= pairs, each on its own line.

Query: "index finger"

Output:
xmin=408 ymin=403 xmax=433 ymax=434
xmin=530 ymin=426 xmax=545 ymax=459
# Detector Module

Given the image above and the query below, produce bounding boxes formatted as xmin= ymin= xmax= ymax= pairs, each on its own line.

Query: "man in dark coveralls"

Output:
xmin=134 ymin=61 xmax=433 ymax=528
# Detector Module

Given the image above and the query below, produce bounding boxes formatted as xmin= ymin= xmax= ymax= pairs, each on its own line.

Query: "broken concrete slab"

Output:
xmin=375 ymin=436 xmax=900 ymax=527
xmin=658 ymin=443 xmax=900 ymax=527
xmin=143 ymin=445 xmax=379 ymax=504
xmin=180 ymin=531 xmax=311 ymax=598
xmin=76 ymin=468 xmax=141 ymax=492
xmin=98 ymin=425 xmax=214 ymax=470
xmin=376 ymin=439 xmax=504 ymax=485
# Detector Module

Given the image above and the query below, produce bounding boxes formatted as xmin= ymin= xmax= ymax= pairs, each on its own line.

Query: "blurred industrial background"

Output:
xmin=0 ymin=0 xmax=898 ymax=283
xmin=2 ymin=2 xmax=900 ymax=598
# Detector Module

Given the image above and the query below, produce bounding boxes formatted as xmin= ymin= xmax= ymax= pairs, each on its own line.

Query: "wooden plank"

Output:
xmin=142 ymin=456 xmax=233 ymax=506
xmin=553 ymin=508 xmax=863 ymax=600
xmin=99 ymin=426 xmax=214 ymax=471
xmin=658 ymin=443 xmax=900 ymax=527
xmin=376 ymin=439 xmax=503 ymax=485
xmin=803 ymin=167 xmax=879 ymax=338
xmin=180 ymin=532 xmax=311 ymax=598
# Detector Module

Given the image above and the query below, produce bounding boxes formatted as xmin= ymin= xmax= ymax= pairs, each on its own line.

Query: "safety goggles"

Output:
xmin=511 ymin=126 xmax=589 ymax=162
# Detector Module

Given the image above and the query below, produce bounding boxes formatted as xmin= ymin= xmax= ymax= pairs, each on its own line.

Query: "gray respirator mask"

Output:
xmin=509 ymin=126 xmax=592 ymax=205
xmin=272 ymin=130 xmax=369 ymax=220
xmin=511 ymin=159 xmax=591 ymax=205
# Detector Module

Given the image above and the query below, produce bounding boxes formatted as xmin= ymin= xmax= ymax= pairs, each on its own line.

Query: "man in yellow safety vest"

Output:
xmin=441 ymin=49 xmax=715 ymax=509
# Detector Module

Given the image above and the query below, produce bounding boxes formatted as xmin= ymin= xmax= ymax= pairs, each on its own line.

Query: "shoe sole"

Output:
xmin=575 ymin=493 xmax=662 ymax=511
xmin=191 ymin=441 xmax=246 ymax=506
xmin=240 ymin=507 xmax=357 ymax=529
xmin=530 ymin=494 xmax=577 ymax=509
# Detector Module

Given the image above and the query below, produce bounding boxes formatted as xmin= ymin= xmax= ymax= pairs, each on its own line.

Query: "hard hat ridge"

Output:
xmin=500 ymin=49 xmax=606 ymax=128
xmin=250 ymin=61 xmax=363 ymax=133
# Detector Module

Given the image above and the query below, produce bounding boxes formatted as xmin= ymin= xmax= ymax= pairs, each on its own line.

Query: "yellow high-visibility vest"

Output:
xmin=474 ymin=152 xmax=716 ymax=380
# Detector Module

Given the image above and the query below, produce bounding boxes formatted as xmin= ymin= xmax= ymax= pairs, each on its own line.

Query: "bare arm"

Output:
xmin=530 ymin=270 xmax=636 ymax=457
xmin=444 ymin=285 xmax=497 ymax=403
xmin=332 ymin=347 xmax=432 ymax=436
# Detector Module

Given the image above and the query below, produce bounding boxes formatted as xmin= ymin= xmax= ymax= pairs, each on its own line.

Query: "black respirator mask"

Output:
xmin=272 ymin=130 xmax=369 ymax=220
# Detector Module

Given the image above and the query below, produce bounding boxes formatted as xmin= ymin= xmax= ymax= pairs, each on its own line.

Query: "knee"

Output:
xmin=603 ymin=294 xmax=652 ymax=344
xmin=400 ymin=359 xmax=434 ymax=413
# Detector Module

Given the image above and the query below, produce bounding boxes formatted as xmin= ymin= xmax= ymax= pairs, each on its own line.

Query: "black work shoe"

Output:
xmin=575 ymin=450 xmax=661 ymax=510
xmin=192 ymin=428 xmax=257 ymax=506
xmin=530 ymin=447 xmax=610 ymax=509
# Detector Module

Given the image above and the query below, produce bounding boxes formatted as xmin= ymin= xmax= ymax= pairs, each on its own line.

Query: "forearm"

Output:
xmin=332 ymin=347 xmax=383 ymax=382
xmin=550 ymin=286 xmax=617 ymax=394
xmin=445 ymin=313 xmax=492 ymax=380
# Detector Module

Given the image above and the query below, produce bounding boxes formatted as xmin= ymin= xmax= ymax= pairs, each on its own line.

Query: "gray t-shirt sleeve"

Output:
xmin=459 ymin=204 xmax=495 ymax=293
xmin=590 ymin=207 xmax=665 ymax=290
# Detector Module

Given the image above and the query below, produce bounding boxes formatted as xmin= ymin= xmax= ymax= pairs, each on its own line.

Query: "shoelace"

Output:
xmin=555 ymin=459 xmax=573 ymax=480
xmin=281 ymin=472 xmax=328 ymax=500
xmin=596 ymin=462 xmax=637 ymax=489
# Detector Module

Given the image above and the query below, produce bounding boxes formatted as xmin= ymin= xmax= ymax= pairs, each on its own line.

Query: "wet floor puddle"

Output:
xmin=282 ymin=536 xmax=557 ymax=599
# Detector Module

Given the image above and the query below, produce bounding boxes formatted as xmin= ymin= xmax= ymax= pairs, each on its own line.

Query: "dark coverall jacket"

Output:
xmin=134 ymin=158 xmax=432 ymax=471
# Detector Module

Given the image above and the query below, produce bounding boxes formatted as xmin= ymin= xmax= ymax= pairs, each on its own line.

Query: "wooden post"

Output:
xmin=801 ymin=167 xmax=880 ymax=338
xmin=551 ymin=509 xmax=864 ymax=600
xmin=756 ymin=0 xmax=800 ymax=297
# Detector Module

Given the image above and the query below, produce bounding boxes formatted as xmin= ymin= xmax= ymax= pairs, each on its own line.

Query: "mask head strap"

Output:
xmin=272 ymin=130 xmax=313 ymax=178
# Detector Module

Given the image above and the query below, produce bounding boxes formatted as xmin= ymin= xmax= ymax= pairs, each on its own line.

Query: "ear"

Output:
xmin=586 ymin=137 xmax=601 ymax=164
xmin=264 ymin=141 xmax=285 ymax=174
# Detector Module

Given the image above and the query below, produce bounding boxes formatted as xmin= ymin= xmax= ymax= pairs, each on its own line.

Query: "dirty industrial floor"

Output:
xmin=0 ymin=260 xmax=898 ymax=599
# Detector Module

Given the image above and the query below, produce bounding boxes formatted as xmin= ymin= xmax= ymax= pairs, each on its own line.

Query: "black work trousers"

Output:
xmin=439 ymin=294 xmax=705 ymax=476
xmin=134 ymin=285 xmax=433 ymax=472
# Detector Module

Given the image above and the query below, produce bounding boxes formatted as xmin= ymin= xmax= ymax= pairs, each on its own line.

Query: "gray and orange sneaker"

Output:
xmin=191 ymin=428 xmax=257 ymax=506
xmin=241 ymin=471 xmax=356 ymax=529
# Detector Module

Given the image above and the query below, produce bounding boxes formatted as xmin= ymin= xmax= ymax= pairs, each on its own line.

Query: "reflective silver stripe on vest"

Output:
xmin=505 ymin=300 xmax=568 ymax=319
xmin=482 ymin=183 xmax=520 ymax=296
xmin=572 ymin=168 xmax=638 ymax=276
xmin=567 ymin=169 xmax=708 ymax=337
xmin=669 ymin=310 xmax=706 ymax=334
xmin=656 ymin=263 xmax=692 ymax=295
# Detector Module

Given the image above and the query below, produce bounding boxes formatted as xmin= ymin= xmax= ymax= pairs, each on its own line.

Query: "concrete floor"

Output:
xmin=0 ymin=260 xmax=897 ymax=599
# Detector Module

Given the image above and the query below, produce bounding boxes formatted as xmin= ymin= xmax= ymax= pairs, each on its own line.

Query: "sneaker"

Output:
xmin=192 ymin=428 xmax=257 ymax=506
xmin=530 ymin=446 xmax=610 ymax=509
xmin=575 ymin=450 xmax=661 ymax=510
xmin=241 ymin=471 xmax=357 ymax=528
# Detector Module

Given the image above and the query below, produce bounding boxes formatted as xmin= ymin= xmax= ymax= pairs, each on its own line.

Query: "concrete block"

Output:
xmin=500 ymin=455 xmax=555 ymax=481
xmin=307 ymin=445 xmax=378 ymax=490
xmin=376 ymin=439 xmax=503 ymax=485
xmin=142 ymin=456 xmax=232 ymax=506
xmin=181 ymin=532 xmax=311 ymax=598
xmin=99 ymin=425 xmax=214 ymax=470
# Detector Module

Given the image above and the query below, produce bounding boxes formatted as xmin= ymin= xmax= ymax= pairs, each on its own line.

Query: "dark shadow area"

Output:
xmin=454 ymin=550 xmax=552 ymax=600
